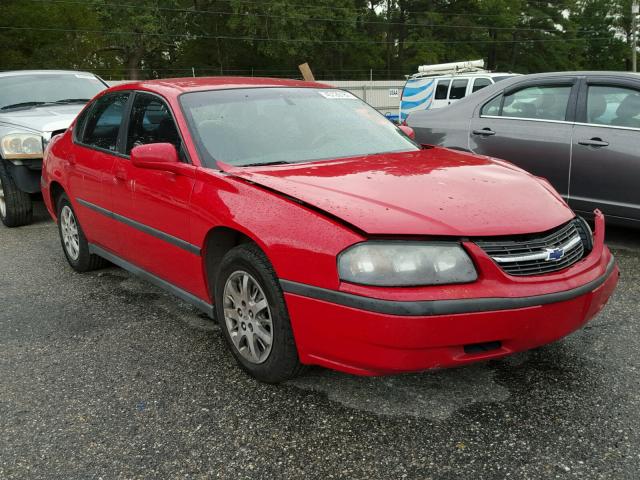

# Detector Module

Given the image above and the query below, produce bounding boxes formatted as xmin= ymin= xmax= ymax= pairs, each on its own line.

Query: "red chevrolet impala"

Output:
xmin=42 ymin=77 xmax=618 ymax=382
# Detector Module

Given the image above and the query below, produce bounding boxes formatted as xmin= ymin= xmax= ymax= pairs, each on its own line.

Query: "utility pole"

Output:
xmin=633 ymin=1 xmax=639 ymax=72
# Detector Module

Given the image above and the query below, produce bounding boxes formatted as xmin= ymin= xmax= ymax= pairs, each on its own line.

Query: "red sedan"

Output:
xmin=42 ymin=77 xmax=618 ymax=383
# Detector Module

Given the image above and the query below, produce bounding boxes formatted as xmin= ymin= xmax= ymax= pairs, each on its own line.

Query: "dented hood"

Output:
xmin=221 ymin=148 xmax=574 ymax=237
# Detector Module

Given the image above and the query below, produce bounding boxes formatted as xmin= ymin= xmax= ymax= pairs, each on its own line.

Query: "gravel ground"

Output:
xmin=1 ymin=203 xmax=639 ymax=480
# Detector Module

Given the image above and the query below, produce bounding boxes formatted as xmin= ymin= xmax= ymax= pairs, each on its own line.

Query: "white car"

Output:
xmin=399 ymin=60 xmax=518 ymax=122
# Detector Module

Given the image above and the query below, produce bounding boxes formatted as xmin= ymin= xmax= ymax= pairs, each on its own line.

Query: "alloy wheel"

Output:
xmin=60 ymin=205 xmax=80 ymax=261
xmin=223 ymin=270 xmax=274 ymax=364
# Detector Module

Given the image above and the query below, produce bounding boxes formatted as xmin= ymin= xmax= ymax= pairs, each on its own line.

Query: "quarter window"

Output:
xmin=126 ymin=93 xmax=181 ymax=155
xmin=587 ymin=85 xmax=640 ymax=128
xmin=449 ymin=79 xmax=469 ymax=100
xmin=73 ymin=105 xmax=93 ymax=142
xmin=481 ymin=95 xmax=503 ymax=116
xmin=82 ymin=93 xmax=130 ymax=152
xmin=434 ymin=80 xmax=450 ymax=100
xmin=501 ymin=85 xmax=571 ymax=121
xmin=472 ymin=78 xmax=492 ymax=93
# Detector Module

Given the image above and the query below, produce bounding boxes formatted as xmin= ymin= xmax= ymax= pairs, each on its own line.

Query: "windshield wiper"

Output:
xmin=0 ymin=101 xmax=48 ymax=111
xmin=53 ymin=98 xmax=91 ymax=104
xmin=239 ymin=161 xmax=291 ymax=167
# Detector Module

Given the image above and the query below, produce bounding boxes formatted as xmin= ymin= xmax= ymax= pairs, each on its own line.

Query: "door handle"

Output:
xmin=114 ymin=168 xmax=127 ymax=181
xmin=472 ymin=128 xmax=496 ymax=136
xmin=578 ymin=137 xmax=609 ymax=147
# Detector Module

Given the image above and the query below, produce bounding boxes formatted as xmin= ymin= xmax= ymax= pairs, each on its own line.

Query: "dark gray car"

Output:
xmin=0 ymin=70 xmax=107 ymax=227
xmin=407 ymin=71 xmax=640 ymax=228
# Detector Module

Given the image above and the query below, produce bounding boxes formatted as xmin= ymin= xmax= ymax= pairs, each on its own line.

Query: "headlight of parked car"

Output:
xmin=1 ymin=133 xmax=44 ymax=159
xmin=338 ymin=241 xmax=477 ymax=287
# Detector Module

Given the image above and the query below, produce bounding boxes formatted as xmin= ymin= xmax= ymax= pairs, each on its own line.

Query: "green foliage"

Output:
xmin=0 ymin=0 xmax=637 ymax=79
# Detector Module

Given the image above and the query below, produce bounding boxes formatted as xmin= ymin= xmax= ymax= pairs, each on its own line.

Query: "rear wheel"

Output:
xmin=0 ymin=160 xmax=33 ymax=227
xmin=214 ymin=244 xmax=304 ymax=383
xmin=56 ymin=193 xmax=107 ymax=272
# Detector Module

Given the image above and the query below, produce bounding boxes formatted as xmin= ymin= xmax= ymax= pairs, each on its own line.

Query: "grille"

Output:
xmin=474 ymin=220 xmax=586 ymax=276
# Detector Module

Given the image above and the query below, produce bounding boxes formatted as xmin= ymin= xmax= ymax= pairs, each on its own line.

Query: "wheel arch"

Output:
xmin=49 ymin=181 xmax=66 ymax=219
xmin=201 ymin=225 xmax=267 ymax=301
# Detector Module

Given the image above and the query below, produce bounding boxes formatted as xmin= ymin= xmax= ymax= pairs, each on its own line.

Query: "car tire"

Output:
xmin=0 ymin=160 xmax=33 ymax=227
xmin=214 ymin=243 xmax=304 ymax=383
xmin=56 ymin=193 xmax=107 ymax=272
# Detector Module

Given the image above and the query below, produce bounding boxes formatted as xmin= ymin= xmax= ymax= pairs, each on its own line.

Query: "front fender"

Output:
xmin=190 ymin=169 xmax=364 ymax=291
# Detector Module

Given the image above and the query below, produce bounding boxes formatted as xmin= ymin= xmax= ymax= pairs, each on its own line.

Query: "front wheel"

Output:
xmin=0 ymin=160 xmax=33 ymax=227
xmin=56 ymin=193 xmax=107 ymax=272
xmin=214 ymin=244 xmax=304 ymax=383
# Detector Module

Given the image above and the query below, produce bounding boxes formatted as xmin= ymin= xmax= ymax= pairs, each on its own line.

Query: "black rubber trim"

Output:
xmin=280 ymin=257 xmax=616 ymax=317
xmin=77 ymin=198 xmax=201 ymax=256
xmin=89 ymin=243 xmax=213 ymax=318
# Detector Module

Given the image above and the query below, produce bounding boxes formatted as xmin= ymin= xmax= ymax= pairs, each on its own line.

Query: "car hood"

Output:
xmin=0 ymin=104 xmax=84 ymax=133
xmin=221 ymin=148 xmax=574 ymax=237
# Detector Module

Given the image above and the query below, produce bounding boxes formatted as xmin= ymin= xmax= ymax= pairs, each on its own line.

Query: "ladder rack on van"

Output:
xmin=408 ymin=59 xmax=488 ymax=79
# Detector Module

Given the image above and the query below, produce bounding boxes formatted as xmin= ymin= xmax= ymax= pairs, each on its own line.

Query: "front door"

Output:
xmin=110 ymin=92 xmax=200 ymax=295
xmin=469 ymin=79 xmax=578 ymax=198
xmin=569 ymin=80 xmax=640 ymax=223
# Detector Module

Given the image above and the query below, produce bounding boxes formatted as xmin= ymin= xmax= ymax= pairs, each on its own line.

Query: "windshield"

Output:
xmin=180 ymin=87 xmax=418 ymax=167
xmin=0 ymin=73 xmax=106 ymax=110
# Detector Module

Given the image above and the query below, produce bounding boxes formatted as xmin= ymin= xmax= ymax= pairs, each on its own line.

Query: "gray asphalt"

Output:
xmin=1 ymin=203 xmax=639 ymax=479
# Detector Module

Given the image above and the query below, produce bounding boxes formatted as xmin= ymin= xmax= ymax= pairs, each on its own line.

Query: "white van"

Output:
xmin=399 ymin=60 xmax=518 ymax=122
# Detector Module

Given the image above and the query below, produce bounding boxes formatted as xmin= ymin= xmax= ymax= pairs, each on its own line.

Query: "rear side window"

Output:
xmin=434 ymin=80 xmax=450 ymax=100
xmin=481 ymin=95 xmax=503 ymax=116
xmin=587 ymin=85 xmax=640 ymax=128
xmin=500 ymin=85 xmax=571 ymax=121
xmin=472 ymin=78 xmax=492 ymax=93
xmin=81 ymin=93 xmax=130 ymax=152
xmin=126 ymin=93 xmax=181 ymax=154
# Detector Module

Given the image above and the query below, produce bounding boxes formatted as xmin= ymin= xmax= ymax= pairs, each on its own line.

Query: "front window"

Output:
xmin=489 ymin=85 xmax=572 ymax=121
xmin=126 ymin=93 xmax=181 ymax=154
xmin=0 ymin=73 xmax=106 ymax=111
xmin=180 ymin=88 xmax=418 ymax=167
xmin=472 ymin=78 xmax=492 ymax=93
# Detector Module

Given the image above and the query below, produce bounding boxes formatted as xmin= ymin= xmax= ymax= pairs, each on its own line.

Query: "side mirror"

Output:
xmin=131 ymin=143 xmax=180 ymax=172
xmin=399 ymin=125 xmax=416 ymax=140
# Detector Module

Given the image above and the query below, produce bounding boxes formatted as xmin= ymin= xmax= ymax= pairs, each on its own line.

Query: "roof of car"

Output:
xmin=515 ymin=71 xmax=640 ymax=79
xmin=0 ymin=70 xmax=97 ymax=78
xmin=108 ymin=76 xmax=334 ymax=95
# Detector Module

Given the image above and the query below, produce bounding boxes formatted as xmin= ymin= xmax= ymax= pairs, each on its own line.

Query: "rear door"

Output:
xmin=70 ymin=91 xmax=130 ymax=251
xmin=468 ymin=77 xmax=579 ymax=198
xmin=430 ymin=78 xmax=451 ymax=109
xmin=569 ymin=78 xmax=640 ymax=223
xmin=446 ymin=78 xmax=469 ymax=107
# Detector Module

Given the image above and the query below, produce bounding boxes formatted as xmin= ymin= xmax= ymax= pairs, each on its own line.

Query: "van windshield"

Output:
xmin=180 ymin=87 xmax=418 ymax=167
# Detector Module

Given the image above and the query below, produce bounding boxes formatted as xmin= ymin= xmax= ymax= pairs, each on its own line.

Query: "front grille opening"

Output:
xmin=464 ymin=341 xmax=502 ymax=354
xmin=473 ymin=219 xmax=589 ymax=277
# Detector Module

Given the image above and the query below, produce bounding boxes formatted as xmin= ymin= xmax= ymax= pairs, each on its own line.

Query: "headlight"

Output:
xmin=1 ymin=133 xmax=44 ymax=159
xmin=338 ymin=242 xmax=477 ymax=286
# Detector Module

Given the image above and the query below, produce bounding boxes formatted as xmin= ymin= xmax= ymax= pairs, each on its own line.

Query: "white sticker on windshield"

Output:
xmin=318 ymin=90 xmax=356 ymax=100
xmin=74 ymin=74 xmax=96 ymax=80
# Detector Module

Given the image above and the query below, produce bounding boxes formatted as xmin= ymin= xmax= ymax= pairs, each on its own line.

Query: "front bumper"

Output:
xmin=3 ymin=158 xmax=42 ymax=194
xmin=283 ymin=212 xmax=619 ymax=376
